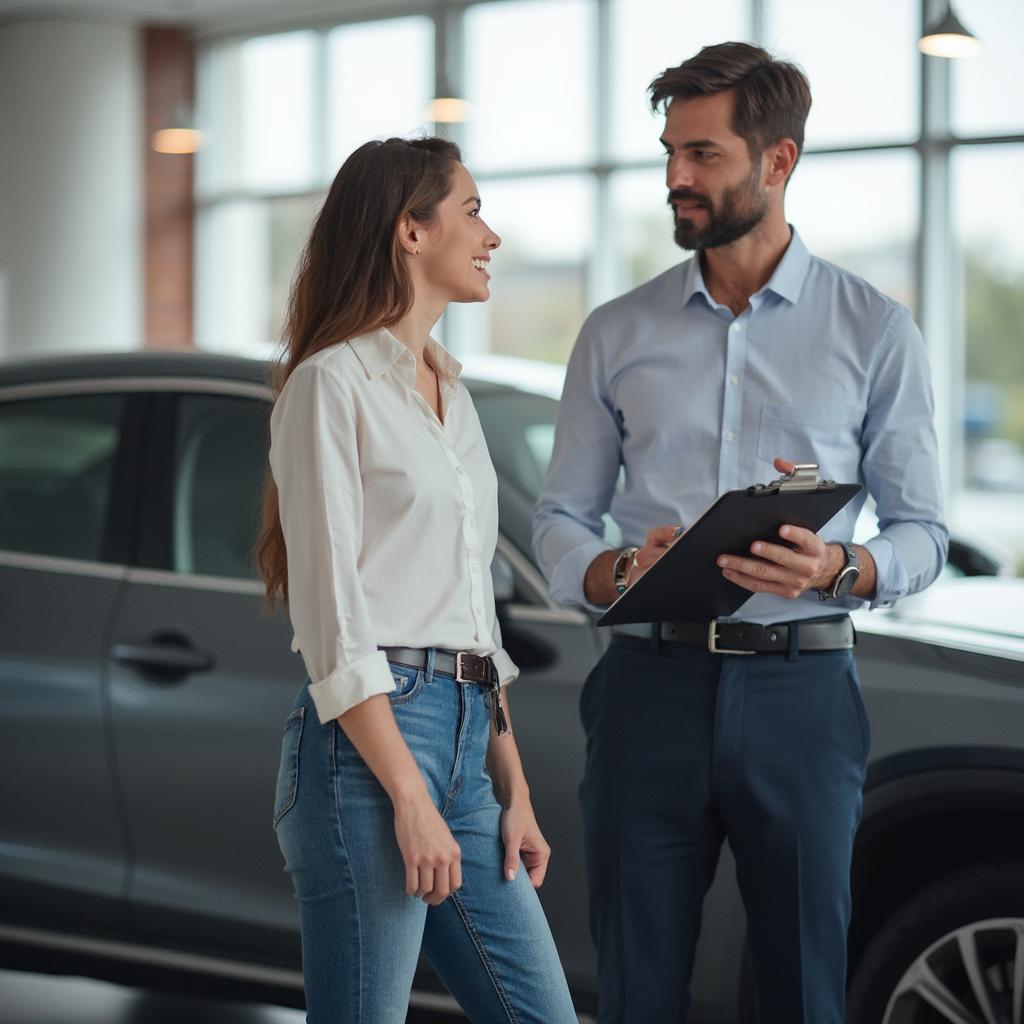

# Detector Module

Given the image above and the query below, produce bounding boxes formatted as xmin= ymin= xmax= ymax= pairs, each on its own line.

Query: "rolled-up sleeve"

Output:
xmin=861 ymin=306 xmax=949 ymax=608
xmin=269 ymin=363 xmax=395 ymax=722
xmin=532 ymin=316 xmax=622 ymax=609
xmin=489 ymin=614 xmax=519 ymax=689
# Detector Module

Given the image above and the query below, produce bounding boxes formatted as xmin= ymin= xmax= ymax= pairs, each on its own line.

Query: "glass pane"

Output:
xmin=473 ymin=391 xmax=559 ymax=502
xmin=240 ymin=31 xmax=317 ymax=191
xmin=463 ymin=0 xmax=595 ymax=171
xmin=173 ymin=395 xmax=271 ymax=579
xmin=610 ymin=0 xmax=749 ymax=161
xmin=195 ymin=194 xmax=320 ymax=355
xmin=327 ymin=17 xmax=434 ymax=167
xmin=764 ymin=0 xmax=918 ymax=147
xmin=0 ymin=394 xmax=124 ymax=562
xmin=953 ymin=145 xmax=1024 ymax=574
xmin=609 ymin=168 xmax=687 ymax=296
xmin=784 ymin=150 xmax=918 ymax=311
xmin=445 ymin=174 xmax=594 ymax=363
xmin=952 ymin=1 xmax=1024 ymax=137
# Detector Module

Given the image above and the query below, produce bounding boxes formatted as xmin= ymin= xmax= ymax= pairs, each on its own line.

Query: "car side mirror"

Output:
xmin=491 ymin=551 xmax=515 ymax=605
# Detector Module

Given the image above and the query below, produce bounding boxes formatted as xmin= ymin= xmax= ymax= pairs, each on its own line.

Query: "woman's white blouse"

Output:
xmin=269 ymin=328 xmax=518 ymax=724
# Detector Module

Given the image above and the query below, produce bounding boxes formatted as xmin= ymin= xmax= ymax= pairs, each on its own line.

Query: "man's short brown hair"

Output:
xmin=649 ymin=42 xmax=812 ymax=167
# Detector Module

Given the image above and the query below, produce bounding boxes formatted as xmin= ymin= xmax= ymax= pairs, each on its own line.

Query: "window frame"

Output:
xmin=195 ymin=0 xmax=1024 ymax=562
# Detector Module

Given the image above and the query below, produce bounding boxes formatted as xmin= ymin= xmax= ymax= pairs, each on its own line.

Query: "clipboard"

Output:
xmin=596 ymin=465 xmax=861 ymax=626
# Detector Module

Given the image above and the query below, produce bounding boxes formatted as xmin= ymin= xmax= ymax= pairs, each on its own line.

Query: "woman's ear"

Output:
xmin=397 ymin=216 xmax=422 ymax=256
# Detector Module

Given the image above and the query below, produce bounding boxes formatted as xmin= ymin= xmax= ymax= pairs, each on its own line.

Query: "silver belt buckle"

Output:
xmin=707 ymin=619 xmax=756 ymax=655
xmin=455 ymin=652 xmax=469 ymax=682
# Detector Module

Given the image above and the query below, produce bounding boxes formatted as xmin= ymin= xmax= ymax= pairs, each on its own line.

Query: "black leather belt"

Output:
xmin=612 ymin=616 xmax=855 ymax=655
xmin=380 ymin=647 xmax=509 ymax=733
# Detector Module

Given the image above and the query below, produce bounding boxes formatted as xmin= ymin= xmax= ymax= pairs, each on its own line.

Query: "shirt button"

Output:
xmin=730 ymin=375 xmax=739 ymax=386
xmin=471 ymin=560 xmax=480 ymax=572
xmin=456 ymin=465 xmax=465 ymax=475
xmin=726 ymin=431 xmax=735 ymax=442
xmin=474 ymin=606 xmax=483 ymax=616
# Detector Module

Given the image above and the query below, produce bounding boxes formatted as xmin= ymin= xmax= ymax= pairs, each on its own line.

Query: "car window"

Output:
xmin=0 ymin=393 xmax=125 ymax=562
xmin=172 ymin=394 xmax=270 ymax=579
xmin=473 ymin=390 xmax=559 ymax=502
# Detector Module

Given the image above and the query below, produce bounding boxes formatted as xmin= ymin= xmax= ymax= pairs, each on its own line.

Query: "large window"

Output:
xmin=195 ymin=0 xmax=1024 ymax=572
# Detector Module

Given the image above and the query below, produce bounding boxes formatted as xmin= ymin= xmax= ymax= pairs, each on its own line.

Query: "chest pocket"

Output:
xmin=756 ymin=402 xmax=863 ymax=482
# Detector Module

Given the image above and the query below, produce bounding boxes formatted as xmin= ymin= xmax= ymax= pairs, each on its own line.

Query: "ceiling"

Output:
xmin=0 ymin=0 xmax=432 ymax=35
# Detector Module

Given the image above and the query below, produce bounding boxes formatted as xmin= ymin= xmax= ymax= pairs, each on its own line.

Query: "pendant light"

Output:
xmin=919 ymin=4 xmax=982 ymax=58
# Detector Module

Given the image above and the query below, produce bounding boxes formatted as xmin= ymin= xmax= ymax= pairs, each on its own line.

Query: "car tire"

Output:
xmin=847 ymin=860 xmax=1024 ymax=1024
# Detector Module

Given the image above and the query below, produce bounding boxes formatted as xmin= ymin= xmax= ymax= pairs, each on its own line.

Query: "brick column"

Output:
xmin=144 ymin=25 xmax=194 ymax=350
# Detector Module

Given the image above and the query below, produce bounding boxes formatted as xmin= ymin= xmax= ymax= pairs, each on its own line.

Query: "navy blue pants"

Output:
xmin=580 ymin=634 xmax=871 ymax=1023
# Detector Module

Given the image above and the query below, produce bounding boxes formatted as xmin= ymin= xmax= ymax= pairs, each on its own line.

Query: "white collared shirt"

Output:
xmin=269 ymin=327 xmax=518 ymax=724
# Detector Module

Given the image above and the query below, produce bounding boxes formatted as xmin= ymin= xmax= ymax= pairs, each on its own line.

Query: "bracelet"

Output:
xmin=613 ymin=546 xmax=640 ymax=595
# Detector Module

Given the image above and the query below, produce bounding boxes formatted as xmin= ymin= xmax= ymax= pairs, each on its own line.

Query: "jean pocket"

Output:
xmin=273 ymin=706 xmax=305 ymax=829
xmin=388 ymin=663 xmax=425 ymax=705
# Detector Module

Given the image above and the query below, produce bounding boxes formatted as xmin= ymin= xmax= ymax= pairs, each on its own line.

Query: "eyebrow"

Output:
xmin=462 ymin=196 xmax=481 ymax=206
xmin=659 ymin=137 xmax=723 ymax=151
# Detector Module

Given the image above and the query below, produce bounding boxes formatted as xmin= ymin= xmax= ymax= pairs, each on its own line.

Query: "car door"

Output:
xmin=104 ymin=382 xmax=301 ymax=962
xmin=0 ymin=384 xmax=141 ymax=935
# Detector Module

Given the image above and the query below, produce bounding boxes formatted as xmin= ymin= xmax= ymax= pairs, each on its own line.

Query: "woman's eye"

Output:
xmin=469 ymin=208 xmax=481 ymax=218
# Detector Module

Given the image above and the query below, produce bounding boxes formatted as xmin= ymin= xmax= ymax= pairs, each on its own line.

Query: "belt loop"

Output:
xmin=786 ymin=621 xmax=800 ymax=663
xmin=650 ymin=621 xmax=662 ymax=656
xmin=425 ymin=647 xmax=436 ymax=683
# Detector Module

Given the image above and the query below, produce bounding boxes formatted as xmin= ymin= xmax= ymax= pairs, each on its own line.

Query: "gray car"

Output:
xmin=1 ymin=350 xmax=1023 ymax=1023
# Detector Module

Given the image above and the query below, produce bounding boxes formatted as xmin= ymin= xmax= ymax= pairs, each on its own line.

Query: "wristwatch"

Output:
xmin=818 ymin=543 xmax=860 ymax=601
xmin=613 ymin=546 xmax=640 ymax=595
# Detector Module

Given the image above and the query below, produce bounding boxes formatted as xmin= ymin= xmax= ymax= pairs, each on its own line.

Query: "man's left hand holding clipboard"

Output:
xmin=584 ymin=456 xmax=877 ymax=606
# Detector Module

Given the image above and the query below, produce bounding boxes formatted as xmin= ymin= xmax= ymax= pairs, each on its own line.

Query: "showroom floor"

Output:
xmin=0 ymin=969 xmax=467 ymax=1023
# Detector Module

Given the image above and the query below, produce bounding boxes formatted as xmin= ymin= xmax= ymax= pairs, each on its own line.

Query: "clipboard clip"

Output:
xmin=747 ymin=463 xmax=836 ymax=495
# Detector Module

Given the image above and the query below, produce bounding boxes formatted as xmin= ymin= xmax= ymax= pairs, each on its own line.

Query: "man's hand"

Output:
xmin=583 ymin=524 xmax=683 ymax=606
xmin=627 ymin=525 xmax=683 ymax=586
xmin=715 ymin=457 xmax=871 ymax=600
xmin=717 ymin=523 xmax=842 ymax=599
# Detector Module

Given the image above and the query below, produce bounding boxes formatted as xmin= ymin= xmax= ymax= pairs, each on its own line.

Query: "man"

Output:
xmin=532 ymin=42 xmax=947 ymax=1023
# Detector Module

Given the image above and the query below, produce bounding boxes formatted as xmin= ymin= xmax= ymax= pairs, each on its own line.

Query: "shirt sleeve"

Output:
xmin=860 ymin=306 xmax=949 ymax=608
xmin=532 ymin=314 xmax=623 ymax=610
xmin=269 ymin=362 xmax=396 ymax=723
xmin=488 ymin=612 xmax=520 ymax=689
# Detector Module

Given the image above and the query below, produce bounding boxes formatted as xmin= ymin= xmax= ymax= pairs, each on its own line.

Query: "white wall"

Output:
xmin=0 ymin=19 xmax=142 ymax=356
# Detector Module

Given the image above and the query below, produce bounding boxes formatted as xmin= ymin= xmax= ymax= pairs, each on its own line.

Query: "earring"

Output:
xmin=414 ymin=248 xmax=421 ymax=255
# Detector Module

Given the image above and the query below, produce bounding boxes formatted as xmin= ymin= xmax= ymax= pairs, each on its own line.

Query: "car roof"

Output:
xmin=0 ymin=348 xmax=529 ymax=398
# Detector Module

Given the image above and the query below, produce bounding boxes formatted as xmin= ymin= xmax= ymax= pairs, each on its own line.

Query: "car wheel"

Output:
xmin=847 ymin=861 xmax=1024 ymax=1024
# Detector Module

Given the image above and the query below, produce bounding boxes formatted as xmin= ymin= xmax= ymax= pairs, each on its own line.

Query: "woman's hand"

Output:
xmin=500 ymin=798 xmax=552 ymax=889
xmin=393 ymin=793 xmax=462 ymax=906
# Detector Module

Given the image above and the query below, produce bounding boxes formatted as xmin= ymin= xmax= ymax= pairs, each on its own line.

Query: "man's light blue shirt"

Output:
xmin=532 ymin=228 xmax=948 ymax=624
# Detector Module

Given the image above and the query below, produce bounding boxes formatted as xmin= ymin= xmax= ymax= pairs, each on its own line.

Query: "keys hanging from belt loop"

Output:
xmin=489 ymin=661 xmax=509 ymax=735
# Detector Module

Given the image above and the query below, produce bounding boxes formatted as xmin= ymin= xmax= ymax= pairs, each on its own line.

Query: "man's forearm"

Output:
xmin=583 ymin=549 xmax=621 ymax=607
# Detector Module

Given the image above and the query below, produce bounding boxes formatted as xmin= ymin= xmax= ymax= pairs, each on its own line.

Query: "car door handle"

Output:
xmin=112 ymin=636 xmax=215 ymax=681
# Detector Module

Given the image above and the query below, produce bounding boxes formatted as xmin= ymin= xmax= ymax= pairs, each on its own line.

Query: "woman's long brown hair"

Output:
xmin=254 ymin=136 xmax=462 ymax=609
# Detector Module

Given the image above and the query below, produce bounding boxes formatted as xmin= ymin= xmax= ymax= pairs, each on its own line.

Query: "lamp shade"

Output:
xmin=151 ymin=105 xmax=202 ymax=154
xmin=919 ymin=6 xmax=982 ymax=58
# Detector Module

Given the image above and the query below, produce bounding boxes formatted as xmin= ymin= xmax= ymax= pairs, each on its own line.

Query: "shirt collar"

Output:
xmin=347 ymin=327 xmax=463 ymax=383
xmin=763 ymin=226 xmax=810 ymax=304
xmin=679 ymin=224 xmax=811 ymax=309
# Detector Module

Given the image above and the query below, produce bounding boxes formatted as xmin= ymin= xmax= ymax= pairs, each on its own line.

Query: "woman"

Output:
xmin=255 ymin=137 xmax=577 ymax=1024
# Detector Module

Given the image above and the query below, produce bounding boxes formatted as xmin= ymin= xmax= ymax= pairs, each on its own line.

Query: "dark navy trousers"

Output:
xmin=580 ymin=634 xmax=871 ymax=1023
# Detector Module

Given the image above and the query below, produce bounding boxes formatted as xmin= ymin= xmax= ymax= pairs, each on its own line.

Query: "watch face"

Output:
xmin=833 ymin=566 xmax=859 ymax=598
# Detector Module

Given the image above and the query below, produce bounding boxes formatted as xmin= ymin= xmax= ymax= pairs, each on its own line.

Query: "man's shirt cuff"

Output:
xmin=548 ymin=537 xmax=616 ymax=612
xmin=862 ymin=535 xmax=909 ymax=610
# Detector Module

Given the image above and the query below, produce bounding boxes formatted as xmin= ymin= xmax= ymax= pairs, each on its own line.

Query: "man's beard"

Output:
xmin=670 ymin=163 xmax=768 ymax=251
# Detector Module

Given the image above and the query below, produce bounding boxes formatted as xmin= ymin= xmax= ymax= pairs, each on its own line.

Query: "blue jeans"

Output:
xmin=581 ymin=636 xmax=870 ymax=1024
xmin=273 ymin=649 xmax=577 ymax=1024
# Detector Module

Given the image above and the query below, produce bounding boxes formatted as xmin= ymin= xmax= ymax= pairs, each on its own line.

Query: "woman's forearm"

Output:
xmin=337 ymin=694 xmax=428 ymax=807
xmin=486 ymin=690 xmax=531 ymax=807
